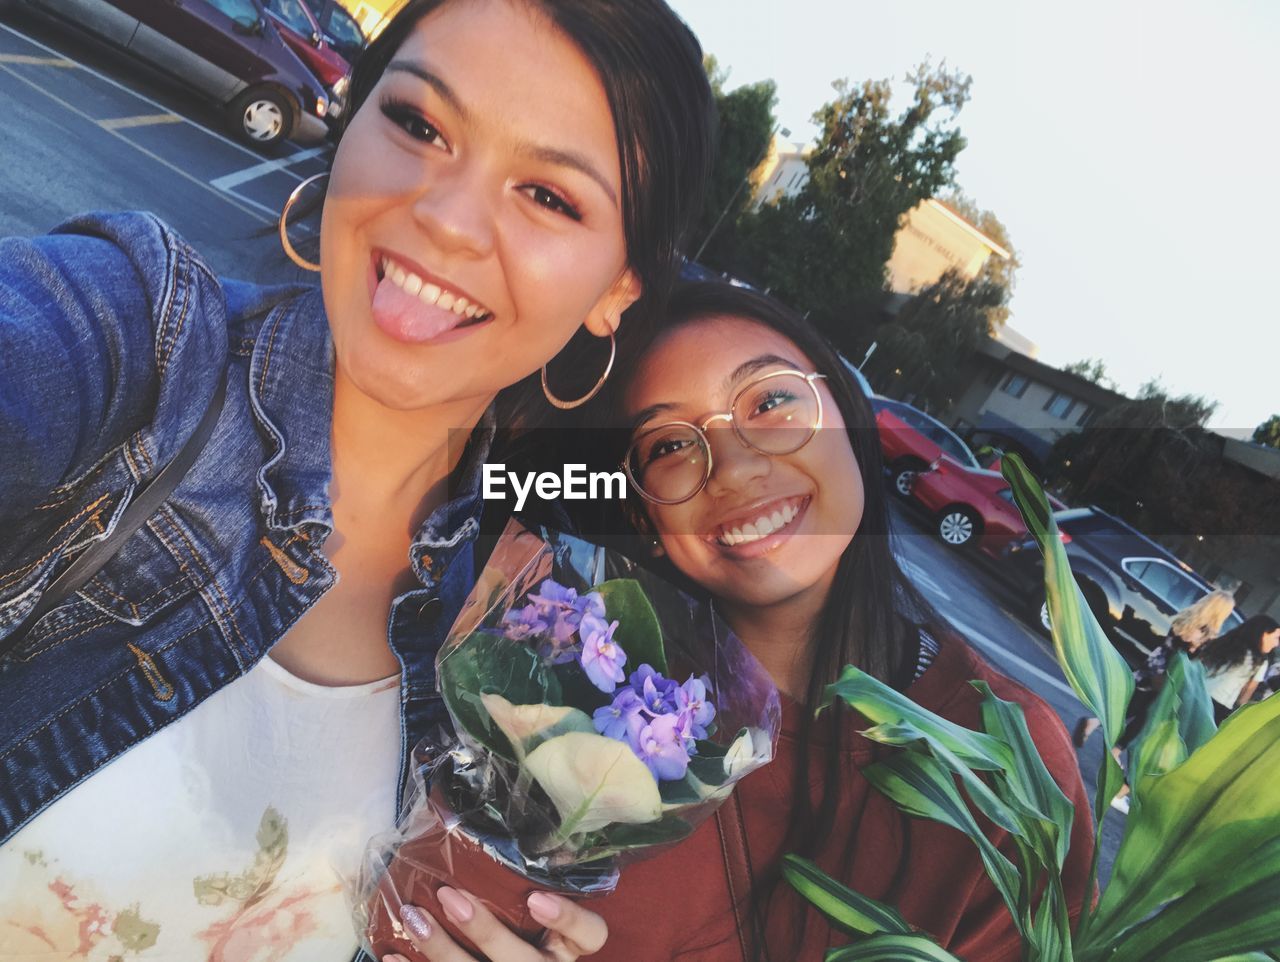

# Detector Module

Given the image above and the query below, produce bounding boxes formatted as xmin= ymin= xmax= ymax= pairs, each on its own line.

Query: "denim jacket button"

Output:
xmin=415 ymin=597 xmax=444 ymax=624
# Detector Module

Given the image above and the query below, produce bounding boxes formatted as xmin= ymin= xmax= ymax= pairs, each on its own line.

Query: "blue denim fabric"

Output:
xmin=0 ymin=211 xmax=491 ymax=848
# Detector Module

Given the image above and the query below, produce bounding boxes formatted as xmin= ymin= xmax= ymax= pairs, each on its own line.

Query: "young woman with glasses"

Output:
xmin=562 ymin=282 xmax=1097 ymax=961
xmin=0 ymin=2 xmax=713 ymax=958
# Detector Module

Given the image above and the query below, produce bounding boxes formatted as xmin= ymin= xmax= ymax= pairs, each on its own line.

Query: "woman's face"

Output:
xmin=1261 ymin=628 xmax=1280 ymax=655
xmin=623 ymin=317 xmax=865 ymax=614
xmin=321 ymin=0 xmax=638 ymax=412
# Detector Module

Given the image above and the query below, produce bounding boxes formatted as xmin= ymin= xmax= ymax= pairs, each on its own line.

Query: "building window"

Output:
xmin=1001 ymin=373 xmax=1030 ymax=398
xmin=1076 ymin=404 xmax=1094 ymax=427
xmin=1044 ymin=391 xmax=1076 ymax=419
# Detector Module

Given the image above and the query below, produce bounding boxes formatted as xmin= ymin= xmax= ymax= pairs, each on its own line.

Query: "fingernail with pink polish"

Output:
xmin=437 ymin=886 xmax=475 ymax=924
xmin=528 ymin=892 xmax=560 ymax=922
xmin=399 ymin=904 xmax=432 ymax=942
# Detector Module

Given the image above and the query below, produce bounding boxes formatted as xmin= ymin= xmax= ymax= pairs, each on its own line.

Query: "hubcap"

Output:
xmin=895 ymin=470 xmax=916 ymax=496
xmin=243 ymin=99 xmax=284 ymax=141
xmin=940 ymin=512 xmax=973 ymax=544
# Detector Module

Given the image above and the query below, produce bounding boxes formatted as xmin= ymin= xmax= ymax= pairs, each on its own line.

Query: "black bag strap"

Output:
xmin=2 ymin=374 xmax=228 ymax=658
xmin=716 ymin=791 xmax=770 ymax=962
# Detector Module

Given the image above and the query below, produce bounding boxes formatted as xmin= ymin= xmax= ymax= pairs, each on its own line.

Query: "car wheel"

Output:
xmin=890 ymin=460 xmax=923 ymax=498
xmin=229 ymin=87 xmax=293 ymax=147
xmin=937 ymin=507 xmax=978 ymax=548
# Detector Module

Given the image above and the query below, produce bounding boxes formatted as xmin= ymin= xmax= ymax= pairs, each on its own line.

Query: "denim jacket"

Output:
xmin=0 ymin=211 xmax=491 ymax=850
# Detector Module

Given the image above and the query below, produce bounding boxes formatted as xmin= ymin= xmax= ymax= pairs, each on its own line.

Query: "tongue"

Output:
xmin=371 ymin=276 xmax=468 ymax=343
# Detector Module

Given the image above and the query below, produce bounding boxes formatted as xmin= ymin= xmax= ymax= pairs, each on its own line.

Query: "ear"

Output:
xmin=584 ymin=268 xmax=641 ymax=338
xmin=625 ymin=504 xmax=665 ymax=557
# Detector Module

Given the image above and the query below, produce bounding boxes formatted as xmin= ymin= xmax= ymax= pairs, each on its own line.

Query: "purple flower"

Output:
xmin=593 ymin=688 xmax=645 ymax=741
xmin=676 ymin=675 xmax=716 ymax=740
xmin=526 ymin=581 xmax=608 ymax=650
xmin=633 ymin=714 xmax=691 ymax=781
xmin=502 ymin=602 xmax=549 ymax=641
xmin=579 ymin=612 xmax=627 ymax=692
xmin=629 ymin=664 xmax=679 ymax=716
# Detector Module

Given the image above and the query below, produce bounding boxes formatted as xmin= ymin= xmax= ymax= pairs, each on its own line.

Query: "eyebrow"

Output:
xmin=630 ymin=353 xmax=804 ymax=432
xmin=385 ymin=60 xmax=618 ymax=209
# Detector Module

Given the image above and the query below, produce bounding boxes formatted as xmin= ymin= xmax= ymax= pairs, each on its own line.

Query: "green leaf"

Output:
xmin=1001 ymin=454 xmax=1133 ymax=827
xmin=1081 ymin=696 xmax=1280 ymax=955
xmin=438 ymin=631 xmax=559 ymax=760
xmin=1127 ymin=652 xmax=1216 ymax=795
xmin=863 ymin=753 xmax=1024 ymax=937
xmin=597 ymin=578 xmax=667 ymax=676
xmin=822 ymin=664 xmax=1012 ymax=772
xmin=823 ymin=933 xmax=966 ymax=961
xmin=583 ymin=817 xmax=694 ymax=858
xmin=781 ymin=854 xmax=914 ymax=937
xmin=523 ymin=731 xmax=662 ymax=837
xmin=973 ymin=681 xmax=1076 ymax=872
xmin=477 ymin=694 xmax=595 ymax=761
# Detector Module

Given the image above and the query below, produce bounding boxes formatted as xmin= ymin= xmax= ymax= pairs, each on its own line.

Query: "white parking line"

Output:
xmin=900 ymin=558 xmax=953 ymax=602
xmin=99 ymin=113 xmax=185 ymax=130
xmin=0 ymin=62 xmax=274 ymax=224
xmin=947 ymin=614 xmax=1080 ymax=701
xmin=210 ymin=147 xmax=329 ymax=191
xmin=0 ymin=19 xmax=303 ymax=169
xmin=0 ymin=52 xmax=72 ymax=66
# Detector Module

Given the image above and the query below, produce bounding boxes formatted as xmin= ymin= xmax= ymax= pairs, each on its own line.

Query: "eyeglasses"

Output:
xmin=623 ymin=369 xmax=827 ymax=505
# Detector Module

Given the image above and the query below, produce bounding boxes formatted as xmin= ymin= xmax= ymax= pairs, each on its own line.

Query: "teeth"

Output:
xmin=770 ymin=510 xmax=784 ymax=529
xmin=716 ymin=498 xmax=805 ymax=547
xmin=755 ymin=516 xmax=774 ymax=536
xmin=379 ymin=256 xmax=491 ymax=319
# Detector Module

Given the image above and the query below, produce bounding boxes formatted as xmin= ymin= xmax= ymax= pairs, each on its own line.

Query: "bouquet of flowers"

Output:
xmin=354 ymin=519 xmax=780 ymax=956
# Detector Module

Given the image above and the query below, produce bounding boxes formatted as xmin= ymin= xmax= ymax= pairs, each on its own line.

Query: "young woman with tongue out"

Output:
xmin=562 ymin=282 xmax=1097 ymax=962
xmin=0 ymin=1 xmax=712 ymax=959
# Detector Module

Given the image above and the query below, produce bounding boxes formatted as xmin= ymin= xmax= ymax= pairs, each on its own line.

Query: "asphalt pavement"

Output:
xmin=0 ymin=5 xmax=1123 ymax=889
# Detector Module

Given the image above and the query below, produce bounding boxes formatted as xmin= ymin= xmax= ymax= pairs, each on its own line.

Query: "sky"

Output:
xmin=666 ymin=0 xmax=1278 ymax=434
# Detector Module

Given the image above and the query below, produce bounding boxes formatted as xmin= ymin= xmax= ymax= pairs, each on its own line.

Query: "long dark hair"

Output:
xmin=1198 ymin=614 xmax=1279 ymax=673
xmin=593 ymin=281 xmax=944 ymax=953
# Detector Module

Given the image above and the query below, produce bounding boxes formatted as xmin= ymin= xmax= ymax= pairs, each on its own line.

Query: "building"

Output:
xmin=335 ymin=0 xmax=406 ymax=40
xmin=885 ymin=199 xmax=1011 ymax=294
xmin=750 ymin=135 xmax=812 ymax=207
xmin=944 ymin=338 xmax=1127 ymax=470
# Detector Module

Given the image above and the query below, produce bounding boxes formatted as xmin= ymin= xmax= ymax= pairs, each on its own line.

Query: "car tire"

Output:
xmin=228 ymin=87 xmax=294 ymax=147
xmin=890 ymin=459 xmax=925 ymax=498
xmin=937 ymin=506 xmax=979 ymax=548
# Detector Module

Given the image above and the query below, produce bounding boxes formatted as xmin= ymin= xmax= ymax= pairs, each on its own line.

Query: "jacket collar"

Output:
xmin=247 ymin=288 xmax=494 ymax=570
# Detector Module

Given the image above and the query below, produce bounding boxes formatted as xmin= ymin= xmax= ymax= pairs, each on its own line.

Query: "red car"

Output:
xmin=872 ymin=397 xmax=980 ymax=497
xmin=261 ymin=0 xmax=351 ymax=124
xmin=911 ymin=455 xmax=1067 ymax=555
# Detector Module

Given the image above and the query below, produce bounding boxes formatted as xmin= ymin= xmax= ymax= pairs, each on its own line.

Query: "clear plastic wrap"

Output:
xmin=354 ymin=518 xmax=781 ymax=956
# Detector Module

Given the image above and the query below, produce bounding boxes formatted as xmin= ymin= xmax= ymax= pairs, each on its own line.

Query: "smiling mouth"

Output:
xmin=376 ymin=254 xmax=494 ymax=326
xmin=711 ymin=495 xmax=810 ymax=547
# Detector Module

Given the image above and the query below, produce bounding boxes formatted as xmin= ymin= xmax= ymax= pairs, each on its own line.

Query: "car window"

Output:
xmin=263 ymin=0 xmax=314 ymax=34
xmin=1124 ymin=558 xmax=1205 ymax=611
xmin=325 ymin=5 xmax=365 ymax=49
xmin=933 ymin=430 xmax=977 ymax=467
xmin=206 ymin=0 xmax=260 ymax=25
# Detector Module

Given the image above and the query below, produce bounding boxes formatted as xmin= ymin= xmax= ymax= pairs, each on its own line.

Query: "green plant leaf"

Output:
xmin=823 ymin=933 xmax=966 ymax=961
xmin=973 ymin=681 xmax=1076 ymax=872
xmin=477 ymin=694 xmax=595 ymax=761
xmin=1080 ymin=696 xmax=1280 ymax=954
xmin=438 ymin=631 xmax=560 ymax=760
xmin=1001 ymin=456 xmax=1133 ymax=751
xmin=588 ymin=817 xmax=694 ymax=855
xmin=1127 ymin=652 xmax=1216 ymax=797
xmin=863 ymin=753 xmax=1024 ymax=937
xmin=822 ymin=664 xmax=1012 ymax=772
xmin=597 ymin=578 xmax=667 ymax=676
xmin=781 ymin=854 xmax=914 ymax=937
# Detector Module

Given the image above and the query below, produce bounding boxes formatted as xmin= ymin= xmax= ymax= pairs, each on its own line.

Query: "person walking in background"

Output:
xmin=1073 ymin=589 xmax=1235 ymax=812
xmin=1196 ymin=614 xmax=1280 ymax=723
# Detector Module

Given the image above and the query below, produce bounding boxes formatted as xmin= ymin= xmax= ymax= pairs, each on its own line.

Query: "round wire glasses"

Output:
xmin=623 ymin=370 xmax=827 ymax=505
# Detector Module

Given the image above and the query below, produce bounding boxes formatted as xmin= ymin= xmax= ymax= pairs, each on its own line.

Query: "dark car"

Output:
xmin=1003 ymin=505 xmax=1242 ymax=666
xmin=261 ymin=0 xmax=350 ymax=125
xmin=299 ymin=0 xmax=364 ymax=65
xmin=19 ymin=0 xmax=330 ymax=146
xmin=871 ymin=397 xmax=980 ymax=496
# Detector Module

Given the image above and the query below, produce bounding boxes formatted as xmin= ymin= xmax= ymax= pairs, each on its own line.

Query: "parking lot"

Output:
xmin=0 ymin=7 xmax=1123 ymax=879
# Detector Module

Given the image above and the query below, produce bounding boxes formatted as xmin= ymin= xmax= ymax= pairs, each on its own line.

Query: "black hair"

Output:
xmin=1198 ymin=614 xmax=1280 ymax=673
xmin=592 ymin=280 xmax=945 ymax=956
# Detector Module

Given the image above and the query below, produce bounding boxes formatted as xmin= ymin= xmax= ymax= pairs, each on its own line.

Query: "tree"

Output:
xmin=731 ymin=61 xmax=972 ymax=349
xmin=940 ymin=191 xmax=1020 ymax=324
xmin=865 ymin=268 xmax=1005 ymax=411
xmin=690 ymin=57 xmax=778 ymax=268
xmin=1253 ymin=414 xmax=1280 ymax=449
xmin=1062 ymin=358 xmax=1117 ymax=391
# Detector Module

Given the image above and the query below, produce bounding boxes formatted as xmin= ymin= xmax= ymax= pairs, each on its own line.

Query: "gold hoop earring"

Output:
xmin=279 ymin=172 xmax=328 ymax=272
xmin=541 ymin=329 xmax=616 ymax=410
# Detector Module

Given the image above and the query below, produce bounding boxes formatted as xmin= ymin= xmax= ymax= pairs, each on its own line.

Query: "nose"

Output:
xmin=704 ymin=423 xmax=771 ymax=497
xmin=409 ymin=161 xmax=497 ymax=258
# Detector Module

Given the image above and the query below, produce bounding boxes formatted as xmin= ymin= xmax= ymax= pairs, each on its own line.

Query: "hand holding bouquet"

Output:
xmin=355 ymin=520 xmax=780 ymax=956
